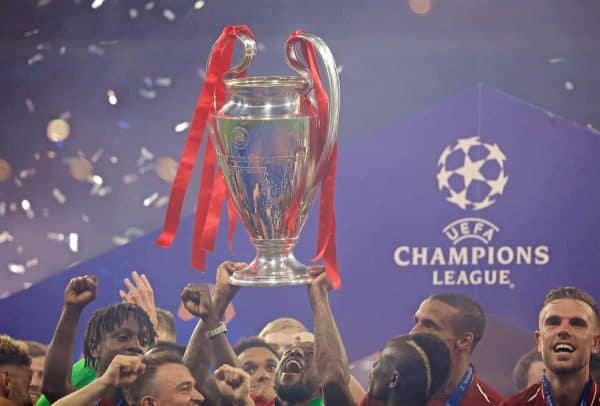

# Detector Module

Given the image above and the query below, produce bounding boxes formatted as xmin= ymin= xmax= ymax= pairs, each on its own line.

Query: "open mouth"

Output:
xmin=553 ymin=343 xmax=575 ymax=353
xmin=283 ymin=359 xmax=303 ymax=374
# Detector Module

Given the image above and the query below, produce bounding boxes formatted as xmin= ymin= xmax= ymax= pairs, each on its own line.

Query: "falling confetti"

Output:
xmin=68 ymin=157 xmax=93 ymax=181
xmin=0 ymin=202 xmax=5 ymax=216
xmin=88 ymin=44 xmax=106 ymax=56
xmin=25 ymin=98 xmax=35 ymax=112
xmin=155 ymin=77 xmax=171 ymax=87
xmin=154 ymin=195 xmax=169 ymax=208
xmin=19 ymin=168 xmax=36 ymax=179
xmin=37 ymin=0 xmax=52 ymax=7
xmin=548 ymin=57 xmax=565 ymax=64
xmin=163 ymin=9 xmax=176 ymax=21
xmin=21 ymin=200 xmax=31 ymax=211
xmin=194 ymin=1 xmax=205 ymax=9
xmin=409 ymin=0 xmax=432 ymax=15
xmin=154 ymin=156 xmax=178 ymax=183
xmin=68 ymin=233 xmax=79 ymax=252
xmin=28 ymin=53 xmax=44 ymax=65
xmin=143 ymin=192 xmax=159 ymax=207
xmin=123 ymin=173 xmax=138 ymax=184
xmin=0 ymin=231 xmax=14 ymax=244
xmin=52 ymin=188 xmax=67 ymax=204
xmin=91 ymin=0 xmax=105 ymax=9
xmin=564 ymin=81 xmax=574 ymax=91
xmin=8 ymin=264 xmax=26 ymax=274
xmin=137 ymin=147 xmax=154 ymax=166
xmin=0 ymin=159 xmax=11 ymax=182
xmin=24 ymin=29 xmax=40 ymax=38
xmin=139 ymin=88 xmax=157 ymax=99
xmin=174 ymin=121 xmax=189 ymax=132
xmin=47 ymin=119 xmax=71 ymax=142
xmin=90 ymin=149 xmax=103 ymax=163
xmin=26 ymin=258 xmax=39 ymax=268
xmin=47 ymin=232 xmax=64 ymax=241
xmin=129 ymin=8 xmax=139 ymax=18
xmin=59 ymin=46 xmax=66 ymax=54
xmin=107 ymin=89 xmax=118 ymax=105
xmin=145 ymin=1 xmax=155 ymax=10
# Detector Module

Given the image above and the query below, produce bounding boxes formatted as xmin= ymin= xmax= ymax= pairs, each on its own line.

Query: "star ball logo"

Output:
xmin=437 ymin=136 xmax=508 ymax=211
xmin=393 ymin=136 xmax=550 ymax=288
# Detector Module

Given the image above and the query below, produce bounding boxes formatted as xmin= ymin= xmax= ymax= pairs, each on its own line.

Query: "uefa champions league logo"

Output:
xmin=436 ymin=136 xmax=509 ymax=211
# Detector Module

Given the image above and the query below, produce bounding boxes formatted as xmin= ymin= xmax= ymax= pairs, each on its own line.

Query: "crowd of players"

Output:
xmin=1 ymin=260 xmax=599 ymax=405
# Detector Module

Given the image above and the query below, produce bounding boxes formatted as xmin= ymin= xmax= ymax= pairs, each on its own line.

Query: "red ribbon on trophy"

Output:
xmin=288 ymin=29 xmax=340 ymax=289
xmin=157 ymin=25 xmax=340 ymax=289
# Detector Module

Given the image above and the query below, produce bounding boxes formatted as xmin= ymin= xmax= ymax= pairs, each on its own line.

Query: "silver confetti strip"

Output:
xmin=163 ymin=9 xmax=176 ymax=21
xmin=143 ymin=192 xmax=159 ymax=207
xmin=20 ymin=168 xmax=36 ymax=179
xmin=0 ymin=231 xmax=14 ymax=244
xmin=68 ymin=233 xmax=79 ymax=252
xmin=155 ymin=77 xmax=171 ymax=87
xmin=28 ymin=53 xmax=44 ymax=65
xmin=88 ymin=44 xmax=106 ymax=56
xmin=174 ymin=121 xmax=189 ymax=132
xmin=47 ymin=232 xmax=65 ymax=241
xmin=25 ymin=98 xmax=35 ymax=112
xmin=139 ymin=88 xmax=157 ymax=99
xmin=123 ymin=173 xmax=138 ymax=184
xmin=9 ymin=263 xmax=26 ymax=274
xmin=154 ymin=195 xmax=169 ymax=208
xmin=52 ymin=188 xmax=67 ymax=204
xmin=26 ymin=258 xmax=39 ymax=268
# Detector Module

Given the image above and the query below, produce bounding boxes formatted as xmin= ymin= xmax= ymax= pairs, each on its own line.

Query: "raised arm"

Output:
xmin=308 ymin=268 xmax=355 ymax=406
xmin=181 ymin=283 xmax=240 ymax=369
xmin=182 ymin=262 xmax=244 ymax=404
xmin=42 ymin=275 xmax=96 ymax=402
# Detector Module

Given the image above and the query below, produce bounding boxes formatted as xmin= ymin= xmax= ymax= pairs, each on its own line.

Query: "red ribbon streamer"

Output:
xmin=289 ymin=30 xmax=341 ymax=289
xmin=156 ymin=25 xmax=253 ymax=270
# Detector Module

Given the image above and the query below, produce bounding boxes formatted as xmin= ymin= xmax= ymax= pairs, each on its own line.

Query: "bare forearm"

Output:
xmin=205 ymin=318 xmax=240 ymax=369
xmin=42 ymin=305 xmax=82 ymax=399
xmin=183 ymin=287 xmax=238 ymax=404
xmin=310 ymin=289 xmax=351 ymax=401
xmin=52 ymin=378 xmax=108 ymax=406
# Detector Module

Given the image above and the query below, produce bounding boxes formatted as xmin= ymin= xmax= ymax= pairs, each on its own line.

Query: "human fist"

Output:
xmin=214 ymin=365 xmax=251 ymax=403
xmin=64 ymin=275 xmax=97 ymax=308
xmin=181 ymin=283 xmax=216 ymax=321
xmin=99 ymin=354 xmax=145 ymax=387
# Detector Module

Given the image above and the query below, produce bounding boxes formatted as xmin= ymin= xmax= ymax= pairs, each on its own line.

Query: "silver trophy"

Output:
xmin=209 ymin=32 xmax=340 ymax=286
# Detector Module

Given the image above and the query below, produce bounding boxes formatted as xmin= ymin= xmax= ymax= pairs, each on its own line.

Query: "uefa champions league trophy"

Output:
xmin=209 ymin=32 xmax=340 ymax=286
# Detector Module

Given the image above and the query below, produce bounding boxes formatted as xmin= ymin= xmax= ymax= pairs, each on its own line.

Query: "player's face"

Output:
xmin=410 ymin=299 xmax=462 ymax=355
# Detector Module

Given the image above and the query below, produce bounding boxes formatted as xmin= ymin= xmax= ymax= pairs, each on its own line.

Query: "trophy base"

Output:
xmin=229 ymin=241 xmax=312 ymax=287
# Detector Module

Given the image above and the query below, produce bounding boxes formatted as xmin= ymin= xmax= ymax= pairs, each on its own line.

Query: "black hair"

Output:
xmin=384 ymin=333 xmax=451 ymax=404
xmin=83 ymin=303 xmax=157 ymax=369
xmin=234 ymin=336 xmax=279 ymax=358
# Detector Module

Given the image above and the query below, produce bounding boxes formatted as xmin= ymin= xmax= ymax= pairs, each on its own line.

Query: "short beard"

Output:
xmin=549 ymin=361 xmax=585 ymax=377
xmin=275 ymin=381 xmax=316 ymax=403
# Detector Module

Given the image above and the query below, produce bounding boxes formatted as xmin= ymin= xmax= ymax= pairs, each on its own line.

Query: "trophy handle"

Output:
xmin=223 ymin=32 xmax=257 ymax=80
xmin=285 ymin=33 xmax=340 ymax=175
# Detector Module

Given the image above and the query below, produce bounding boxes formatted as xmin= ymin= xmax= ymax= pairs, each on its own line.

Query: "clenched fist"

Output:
xmin=181 ymin=283 xmax=216 ymax=321
xmin=64 ymin=275 xmax=97 ymax=309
